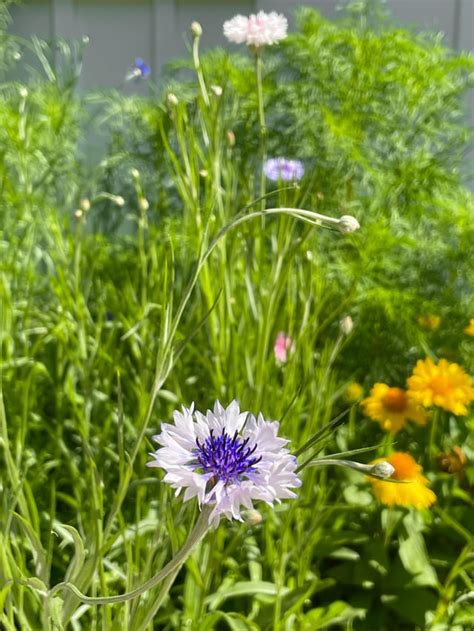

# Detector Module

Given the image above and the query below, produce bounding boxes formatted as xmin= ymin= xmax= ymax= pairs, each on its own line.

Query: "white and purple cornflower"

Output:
xmin=264 ymin=158 xmax=305 ymax=182
xmin=223 ymin=11 xmax=288 ymax=48
xmin=148 ymin=401 xmax=301 ymax=525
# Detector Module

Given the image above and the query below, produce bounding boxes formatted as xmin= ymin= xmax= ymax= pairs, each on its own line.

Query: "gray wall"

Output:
xmin=8 ymin=0 xmax=474 ymax=90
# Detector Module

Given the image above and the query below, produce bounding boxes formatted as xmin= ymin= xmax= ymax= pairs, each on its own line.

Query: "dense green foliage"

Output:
xmin=1 ymin=2 xmax=473 ymax=629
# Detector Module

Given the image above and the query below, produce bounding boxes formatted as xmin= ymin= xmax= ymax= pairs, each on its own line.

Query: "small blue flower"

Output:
xmin=264 ymin=158 xmax=304 ymax=182
xmin=133 ymin=57 xmax=150 ymax=78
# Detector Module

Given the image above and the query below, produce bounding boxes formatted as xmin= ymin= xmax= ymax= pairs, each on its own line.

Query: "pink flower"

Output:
xmin=223 ymin=11 xmax=288 ymax=48
xmin=274 ymin=332 xmax=294 ymax=364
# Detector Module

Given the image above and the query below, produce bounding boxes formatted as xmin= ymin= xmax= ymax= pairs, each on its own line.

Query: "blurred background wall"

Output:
xmin=8 ymin=0 xmax=474 ymax=90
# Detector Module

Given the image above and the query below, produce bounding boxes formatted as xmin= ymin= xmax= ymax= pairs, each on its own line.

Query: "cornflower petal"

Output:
xmin=148 ymin=401 xmax=301 ymax=524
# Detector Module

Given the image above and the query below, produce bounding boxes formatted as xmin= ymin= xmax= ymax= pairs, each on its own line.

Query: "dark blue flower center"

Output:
xmin=194 ymin=429 xmax=261 ymax=484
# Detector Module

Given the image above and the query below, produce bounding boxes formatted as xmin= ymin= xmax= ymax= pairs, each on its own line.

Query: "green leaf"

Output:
xmin=300 ymin=601 xmax=365 ymax=629
xmin=53 ymin=522 xmax=86 ymax=583
xmin=398 ymin=513 xmax=439 ymax=588
xmin=12 ymin=513 xmax=48 ymax=584
xmin=205 ymin=581 xmax=288 ymax=611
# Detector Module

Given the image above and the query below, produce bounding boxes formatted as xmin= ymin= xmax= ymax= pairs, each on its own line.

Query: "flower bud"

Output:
xmin=338 ymin=215 xmax=360 ymax=234
xmin=166 ymin=93 xmax=179 ymax=107
xmin=130 ymin=168 xmax=140 ymax=180
xmin=370 ymin=461 xmax=395 ymax=479
xmin=191 ymin=21 xmax=203 ymax=38
xmin=13 ymin=51 xmax=21 ymax=61
xmin=339 ymin=315 xmax=353 ymax=336
xmin=138 ymin=197 xmax=149 ymax=212
xmin=242 ymin=509 xmax=263 ymax=526
xmin=74 ymin=209 xmax=83 ymax=220
xmin=80 ymin=198 xmax=91 ymax=212
xmin=82 ymin=35 xmax=90 ymax=45
xmin=211 ymin=85 xmax=223 ymax=97
xmin=19 ymin=86 xmax=28 ymax=99
xmin=226 ymin=130 xmax=235 ymax=147
xmin=112 ymin=195 xmax=125 ymax=207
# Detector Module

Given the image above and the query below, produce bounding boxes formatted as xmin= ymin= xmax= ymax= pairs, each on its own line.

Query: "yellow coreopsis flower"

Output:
xmin=407 ymin=357 xmax=474 ymax=415
xmin=344 ymin=382 xmax=364 ymax=403
xmin=361 ymin=384 xmax=428 ymax=433
xmin=418 ymin=314 xmax=441 ymax=331
xmin=464 ymin=319 xmax=474 ymax=336
xmin=368 ymin=452 xmax=436 ymax=509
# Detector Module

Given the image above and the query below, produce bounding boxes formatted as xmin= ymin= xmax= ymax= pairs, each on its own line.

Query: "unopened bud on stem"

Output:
xmin=167 ymin=93 xmax=179 ymax=107
xmin=338 ymin=215 xmax=360 ymax=234
xmin=339 ymin=315 xmax=353 ymax=336
xmin=191 ymin=21 xmax=202 ymax=38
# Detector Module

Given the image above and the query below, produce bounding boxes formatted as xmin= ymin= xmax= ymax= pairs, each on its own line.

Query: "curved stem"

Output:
xmin=49 ymin=505 xmax=212 ymax=606
xmin=104 ymin=206 xmax=342 ymax=543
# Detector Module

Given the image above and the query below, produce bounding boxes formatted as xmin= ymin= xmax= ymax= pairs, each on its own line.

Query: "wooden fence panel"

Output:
xmin=7 ymin=0 xmax=473 ymax=87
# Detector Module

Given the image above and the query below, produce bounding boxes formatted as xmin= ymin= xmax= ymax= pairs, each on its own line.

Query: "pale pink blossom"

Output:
xmin=223 ymin=11 xmax=288 ymax=48
xmin=274 ymin=332 xmax=294 ymax=364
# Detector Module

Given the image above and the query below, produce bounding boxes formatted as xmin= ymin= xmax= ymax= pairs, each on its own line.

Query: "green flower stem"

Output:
xmin=49 ymin=505 xmax=212 ymax=606
xmin=255 ymin=49 xmax=267 ymax=209
xmin=429 ymin=408 xmax=441 ymax=460
xmin=103 ymin=205 xmax=343 ymax=544
xmin=302 ymin=457 xmax=397 ymax=480
xmin=193 ymin=32 xmax=210 ymax=108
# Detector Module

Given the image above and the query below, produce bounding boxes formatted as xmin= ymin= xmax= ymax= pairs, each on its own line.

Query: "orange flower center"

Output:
xmin=382 ymin=388 xmax=408 ymax=412
xmin=387 ymin=453 xmax=418 ymax=480
xmin=429 ymin=375 xmax=452 ymax=397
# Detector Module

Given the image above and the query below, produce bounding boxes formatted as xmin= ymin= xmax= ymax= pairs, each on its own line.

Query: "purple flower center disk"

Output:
xmin=194 ymin=429 xmax=261 ymax=484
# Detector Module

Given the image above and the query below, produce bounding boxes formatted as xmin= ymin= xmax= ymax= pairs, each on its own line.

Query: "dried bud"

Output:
xmin=437 ymin=447 xmax=466 ymax=474
xmin=166 ymin=93 xmax=179 ymax=107
xmin=226 ymin=129 xmax=235 ymax=147
xmin=338 ymin=215 xmax=360 ymax=234
xmin=339 ymin=315 xmax=353 ymax=336
xmin=138 ymin=197 xmax=149 ymax=212
xmin=191 ymin=21 xmax=202 ymax=38
xmin=80 ymin=198 xmax=91 ymax=212
xmin=211 ymin=85 xmax=223 ymax=97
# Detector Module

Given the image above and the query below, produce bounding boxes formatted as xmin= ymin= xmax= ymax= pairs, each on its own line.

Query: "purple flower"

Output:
xmin=147 ymin=401 xmax=301 ymax=525
xmin=132 ymin=57 xmax=150 ymax=78
xmin=264 ymin=158 xmax=304 ymax=182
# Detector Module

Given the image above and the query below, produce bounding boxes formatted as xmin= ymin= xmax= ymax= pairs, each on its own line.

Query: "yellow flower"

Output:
xmin=344 ymin=382 xmax=364 ymax=402
xmin=418 ymin=314 xmax=441 ymax=331
xmin=407 ymin=357 xmax=474 ymax=415
xmin=361 ymin=383 xmax=428 ymax=433
xmin=464 ymin=319 xmax=474 ymax=336
xmin=368 ymin=452 xmax=436 ymax=509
